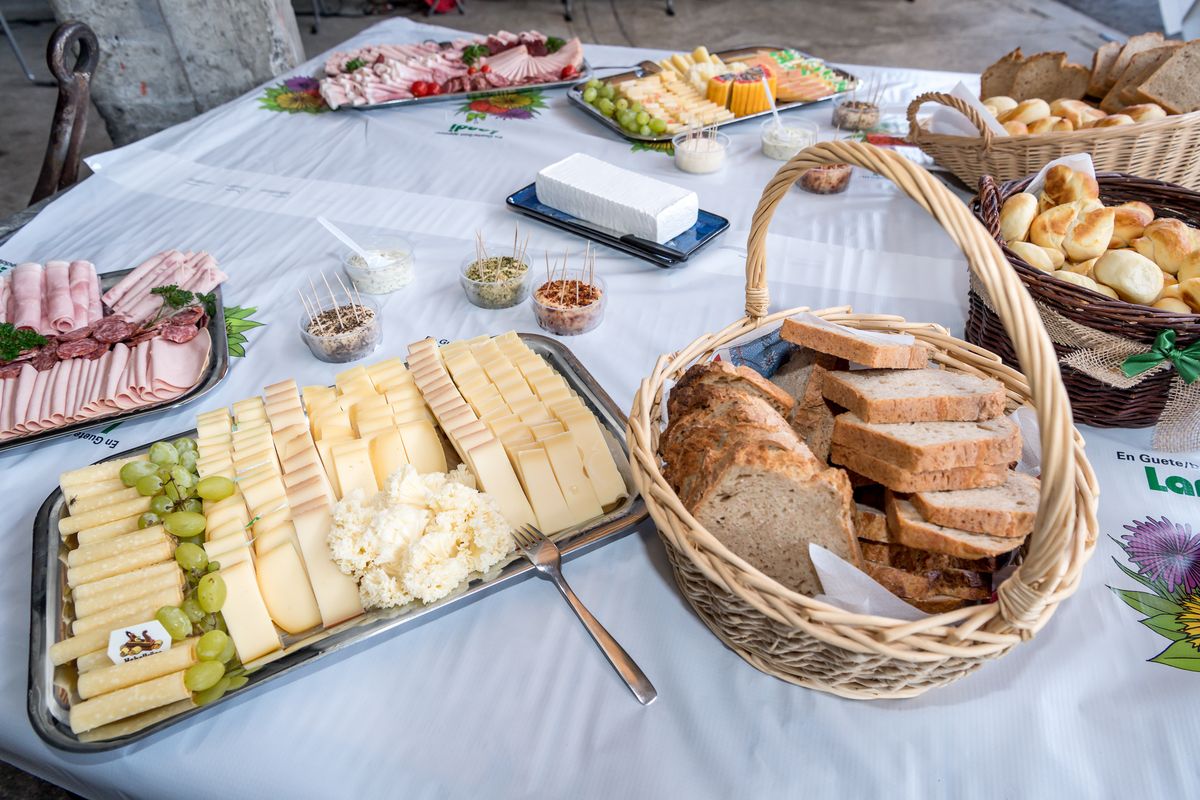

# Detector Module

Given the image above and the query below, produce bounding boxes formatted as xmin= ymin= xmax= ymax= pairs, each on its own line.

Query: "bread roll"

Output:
xmin=1093 ymin=283 xmax=1119 ymax=300
xmin=1132 ymin=219 xmax=1199 ymax=274
xmin=1029 ymin=204 xmax=1078 ymax=252
xmin=1093 ymin=249 xmax=1165 ymax=304
xmin=1064 ymin=257 xmax=1099 ymax=277
xmin=1049 ymin=98 xmax=1094 ymax=128
xmin=1008 ymin=241 xmax=1055 ymax=272
xmin=1052 ymin=270 xmax=1108 ymax=296
xmin=1069 ymin=198 xmax=1105 ymax=216
xmin=999 ymin=192 xmax=1038 ymax=243
xmin=983 ymin=96 xmax=1019 ymax=115
xmin=1181 ymin=278 xmax=1200 ymax=311
xmin=1110 ymin=201 xmax=1154 ymax=248
xmin=1154 ymin=297 xmax=1192 ymax=313
xmin=1163 ymin=272 xmax=1178 ymax=288
xmin=1123 ymin=103 xmax=1167 ymax=123
xmin=1043 ymin=247 xmax=1066 ymax=268
xmin=1092 ymin=114 xmax=1135 ymax=127
xmin=1041 ymin=165 xmax=1100 ymax=209
xmin=1160 ymin=283 xmax=1183 ymax=300
xmin=1003 ymin=120 xmax=1029 ymax=136
xmin=1063 ymin=207 xmax=1116 ymax=262
xmin=1180 ymin=258 xmax=1200 ymax=283
xmin=1000 ymin=98 xmax=1051 ymax=125
xmin=1028 ymin=116 xmax=1072 ymax=134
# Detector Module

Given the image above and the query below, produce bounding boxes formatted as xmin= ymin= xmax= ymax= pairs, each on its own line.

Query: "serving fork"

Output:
xmin=511 ymin=524 xmax=657 ymax=705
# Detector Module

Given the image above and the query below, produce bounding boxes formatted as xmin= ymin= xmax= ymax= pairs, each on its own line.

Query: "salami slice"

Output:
xmin=32 ymin=346 xmax=59 ymax=371
xmin=161 ymin=324 xmax=200 ymax=344
xmin=0 ymin=363 xmax=22 ymax=379
xmin=92 ymin=318 xmax=135 ymax=344
xmin=85 ymin=345 xmax=107 ymax=360
xmin=125 ymin=331 xmax=160 ymax=347
xmin=59 ymin=325 xmax=94 ymax=342
xmin=57 ymin=337 xmax=102 ymax=359
xmin=169 ymin=307 xmax=204 ymax=326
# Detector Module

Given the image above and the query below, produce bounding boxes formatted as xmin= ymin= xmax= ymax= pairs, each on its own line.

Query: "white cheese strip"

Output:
xmin=72 ymin=566 xmax=184 ymax=619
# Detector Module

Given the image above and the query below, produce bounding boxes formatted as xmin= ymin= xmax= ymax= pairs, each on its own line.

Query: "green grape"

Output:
xmin=624 ymin=118 xmax=640 ymax=133
xmin=180 ymin=498 xmax=203 ymax=514
xmin=197 ymin=614 xmax=217 ymax=633
xmin=137 ymin=512 xmax=160 ymax=530
xmin=164 ymin=482 xmax=182 ymax=502
xmin=635 ymin=111 xmax=650 ymax=126
xmin=184 ymin=660 xmax=225 ymax=692
xmin=148 ymin=441 xmax=179 ymax=466
xmin=197 ymin=573 xmax=227 ymax=613
xmin=175 ymin=542 xmax=208 ymax=571
xmin=639 ymin=125 xmax=652 ymax=136
xmin=171 ymin=437 xmax=197 ymax=454
xmin=155 ymin=606 xmax=192 ymax=640
xmin=170 ymin=466 xmax=196 ymax=489
xmin=193 ymin=676 xmax=231 ymax=706
xmin=217 ymin=636 xmax=237 ymax=663
xmin=179 ymin=451 xmax=198 ymax=471
xmin=615 ymin=97 xmax=629 ymax=111
xmin=149 ymin=495 xmax=175 ymax=516
xmin=226 ymin=675 xmax=248 ymax=691
xmin=597 ymin=98 xmax=615 ymax=117
xmin=598 ymin=83 xmax=615 ymax=100
xmin=196 ymin=630 xmax=231 ymax=661
xmin=586 ymin=77 xmax=601 ymax=90
xmin=582 ymin=86 xmax=597 ymax=104
xmin=225 ymin=665 xmax=246 ymax=678
xmin=119 ymin=460 xmax=159 ymax=487
xmin=631 ymin=102 xmax=644 ymax=114
xmin=207 ymin=561 xmax=221 ymax=573
xmin=196 ymin=476 xmax=235 ymax=501
xmin=135 ymin=475 xmax=163 ymax=497
xmin=649 ymin=117 xmax=668 ymax=134
xmin=178 ymin=534 xmax=203 ymax=547
xmin=156 ymin=466 xmax=173 ymax=482
xmin=180 ymin=597 xmax=205 ymax=623
xmin=163 ymin=510 xmax=206 ymax=538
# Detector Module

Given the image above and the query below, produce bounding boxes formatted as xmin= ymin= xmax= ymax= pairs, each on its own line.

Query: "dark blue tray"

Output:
xmin=505 ymin=183 xmax=729 ymax=268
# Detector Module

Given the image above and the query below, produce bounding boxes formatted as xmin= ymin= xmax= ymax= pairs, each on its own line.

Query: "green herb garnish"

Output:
xmin=0 ymin=322 xmax=47 ymax=362
xmin=344 ymin=58 xmax=366 ymax=73
xmin=151 ymin=284 xmax=196 ymax=311
xmin=461 ymin=44 xmax=490 ymax=66
xmin=546 ymin=37 xmax=565 ymax=54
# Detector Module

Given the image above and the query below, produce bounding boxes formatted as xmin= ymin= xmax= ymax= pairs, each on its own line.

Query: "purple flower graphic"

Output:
xmin=1121 ymin=516 xmax=1200 ymax=594
xmin=284 ymin=76 xmax=319 ymax=93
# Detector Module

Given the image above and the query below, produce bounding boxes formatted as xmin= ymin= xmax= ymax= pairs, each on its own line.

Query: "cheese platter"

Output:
xmin=28 ymin=332 xmax=647 ymax=750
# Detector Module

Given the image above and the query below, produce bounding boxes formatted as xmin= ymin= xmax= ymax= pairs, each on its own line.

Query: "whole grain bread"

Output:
xmin=770 ymin=347 xmax=846 ymax=409
xmin=668 ymin=360 xmax=795 ymax=421
xmin=1011 ymin=52 xmax=1089 ymax=101
xmin=909 ymin=471 xmax=1039 ymax=538
xmin=854 ymin=503 xmax=887 ymax=542
xmin=1101 ymin=32 xmax=1165 ymax=93
xmin=885 ymin=494 xmax=1023 ymax=559
xmin=687 ymin=444 xmax=858 ymax=597
xmin=831 ymin=412 xmax=1020 ymax=472
xmin=1087 ymin=41 xmax=1122 ymax=98
xmin=864 ymin=561 xmax=992 ymax=601
xmin=981 ymin=48 xmax=1024 ymax=98
xmin=791 ymin=403 xmax=836 ymax=462
xmin=909 ymin=595 xmax=974 ymax=614
xmin=781 ymin=316 xmax=930 ymax=369
xmin=1137 ymin=40 xmax=1200 ymax=114
xmin=831 ymin=444 xmax=1009 ymax=493
xmin=821 ymin=368 xmax=1007 ymax=424
xmin=858 ymin=540 xmax=1001 ymax=573
xmin=1102 ymin=44 xmax=1183 ymax=111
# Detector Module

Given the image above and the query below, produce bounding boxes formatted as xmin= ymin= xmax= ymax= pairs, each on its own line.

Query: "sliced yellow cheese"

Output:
xmin=252 ymin=507 xmax=290 ymax=537
xmin=368 ymin=430 xmax=409 ymax=487
xmin=467 ymin=438 xmax=536 ymax=528
xmin=241 ymin=475 xmax=287 ymax=512
xmin=219 ymin=561 xmax=281 ymax=663
xmin=254 ymin=520 xmax=297 ymax=556
xmin=285 ymin=475 xmax=333 ymax=509
xmin=558 ymin=409 xmax=627 ymax=507
xmin=255 ymin=542 xmax=321 ymax=634
xmin=331 ymin=440 xmax=377 ymax=498
xmin=314 ymin=440 xmax=342 ymax=497
xmin=293 ymin=506 xmax=364 ymax=627
xmin=397 ymin=420 xmax=448 ymax=475
xmin=516 ymin=447 xmax=575 ymax=533
xmin=542 ymin=432 xmax=603 ymax=526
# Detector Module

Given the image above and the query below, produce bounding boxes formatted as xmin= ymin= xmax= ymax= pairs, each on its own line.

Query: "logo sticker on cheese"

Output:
xmin=107 ymin=619 xmax=172 ymax=665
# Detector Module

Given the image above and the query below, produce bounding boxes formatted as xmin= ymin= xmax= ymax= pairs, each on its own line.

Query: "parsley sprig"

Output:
xmin=0 ymin=322 xmax=48 ymax=362
xmin=344 ymin=58 xmax=366 ymax=73
xmin=150 ymin=284 xmax=218 ymax=319
xmin=546 ymin=36 xmax=565 ymax=54
xmin=461 ymin=44 xmax=490 ymax=66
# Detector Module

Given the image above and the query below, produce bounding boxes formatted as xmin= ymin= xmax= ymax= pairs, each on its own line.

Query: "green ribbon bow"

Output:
xmin=1121 ymin=330 xmax=1200 ymax=384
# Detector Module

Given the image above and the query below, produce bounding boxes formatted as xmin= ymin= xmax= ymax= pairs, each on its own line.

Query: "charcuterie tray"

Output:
xmin=0 ymin=267 xmax=228 ymax=454
xmin=28 ymin=333 xmax=647 ymax=751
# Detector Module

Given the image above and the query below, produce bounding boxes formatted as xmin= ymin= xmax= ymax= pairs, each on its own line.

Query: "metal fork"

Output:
xmin=512 ymin=524 xmax=657 ymax=705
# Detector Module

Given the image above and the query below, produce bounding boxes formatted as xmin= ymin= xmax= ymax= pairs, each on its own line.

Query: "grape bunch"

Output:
xmin=580 ymin=78 xmax=669 ymax=137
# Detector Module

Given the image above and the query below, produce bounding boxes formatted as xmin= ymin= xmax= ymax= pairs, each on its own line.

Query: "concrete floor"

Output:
xmin=0 ymin=0 xmax=1139 ymax=795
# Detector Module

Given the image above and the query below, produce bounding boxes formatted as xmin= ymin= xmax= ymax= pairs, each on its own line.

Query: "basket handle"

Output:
xmin=906 ymin=91 xmax=995 ymax=145
xmin=743 ymin=140 xmax=1080 ymax=635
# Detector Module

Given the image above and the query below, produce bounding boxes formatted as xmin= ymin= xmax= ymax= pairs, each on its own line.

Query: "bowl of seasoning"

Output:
xmin=672 ymin=128 xmax=729 ymax=174
xmin=798 ymin=163 xmax=854 ymax=195
xmin=342 ymin=235 xmax=415 ymax=295
xmin=460 ymin=242 xmax=532 ymax=310
xmin=299 ymin=290 xmax=381 ymax=363
xmin=760 ymin=119 xmax=818 ymax=161
xmin=832 ymin=99 xmax=881 ymax=132
xmin=531 ymin=268 xmax=606 ymax=336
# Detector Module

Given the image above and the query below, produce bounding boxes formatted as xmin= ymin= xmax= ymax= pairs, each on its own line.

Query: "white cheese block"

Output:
xmin=535 ymin=153 xmax=699 ymax=243
xmin=219 ymin=561 xmax=281 ymax=663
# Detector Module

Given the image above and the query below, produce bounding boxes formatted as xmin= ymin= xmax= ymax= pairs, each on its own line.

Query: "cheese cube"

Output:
xmin=220 ymin=561 xmax=282 ymax=663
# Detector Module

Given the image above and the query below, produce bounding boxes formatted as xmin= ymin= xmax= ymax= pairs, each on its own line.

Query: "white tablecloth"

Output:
xmin=2 ymin=18 xmax=1197 ymax=799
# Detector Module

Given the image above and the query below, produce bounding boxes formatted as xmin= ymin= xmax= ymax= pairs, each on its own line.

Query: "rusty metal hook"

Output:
xmin=30 ymin=21 xmax=100 ymax=206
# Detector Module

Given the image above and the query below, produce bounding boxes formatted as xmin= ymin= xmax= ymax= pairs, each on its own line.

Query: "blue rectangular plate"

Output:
xmin=505 ymin=183 xmax=729 ymax=268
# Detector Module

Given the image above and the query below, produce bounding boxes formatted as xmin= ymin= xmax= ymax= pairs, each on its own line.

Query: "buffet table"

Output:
xmin=2 ymin=17 xmax=1197 ymax=798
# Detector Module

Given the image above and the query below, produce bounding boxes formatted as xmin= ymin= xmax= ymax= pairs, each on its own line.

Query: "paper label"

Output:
xmin=107 ymin=620 xmax=172 ymax=665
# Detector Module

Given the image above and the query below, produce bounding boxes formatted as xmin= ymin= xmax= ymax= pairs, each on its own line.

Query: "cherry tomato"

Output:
xmin=480 ymin=64 xmax=491 ymax=74
xmin=411 ymin=81 xmax=429 ymax=97
xmin=467 ymin=66 xmax=478 ymax=75
xmin=560 ymin=65 xmax=578 ymax=79
xmin=428 ymin=83 xmax=444 ymax=95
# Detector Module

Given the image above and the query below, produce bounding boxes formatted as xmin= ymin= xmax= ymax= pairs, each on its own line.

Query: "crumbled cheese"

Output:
xmin=328 ymin=464 xmax=516 ymax=609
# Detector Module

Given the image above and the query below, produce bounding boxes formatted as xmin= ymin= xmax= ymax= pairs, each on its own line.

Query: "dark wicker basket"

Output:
xmin=967 ymin=172 xmax=1200 ymax=428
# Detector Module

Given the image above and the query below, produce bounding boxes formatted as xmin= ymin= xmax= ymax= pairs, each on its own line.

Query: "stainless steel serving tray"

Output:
xmin=29 ymin=333 xmax=647 ymax=751
xmin=567 ymin=45 xmax=859 ymax=143
xmin=0 ymin=266 xmax=229 ymax=454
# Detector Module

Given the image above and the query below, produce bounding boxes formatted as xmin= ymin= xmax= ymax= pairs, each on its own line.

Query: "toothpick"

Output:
xmin=299 ymin=290 xmax=314 ymax=325
xmin=335 ymin=272 xmax=357 ymax=311
xmin=321 ymin=271 xmax=344 ymax=327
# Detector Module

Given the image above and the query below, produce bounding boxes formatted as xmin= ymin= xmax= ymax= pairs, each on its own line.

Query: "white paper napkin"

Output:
xmin=926 ymin=82 xmax=1009 ymax=138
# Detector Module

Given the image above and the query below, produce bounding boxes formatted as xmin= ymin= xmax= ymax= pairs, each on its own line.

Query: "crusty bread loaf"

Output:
xmin=1087 ymin=41 xmax=1122 ymax=98
xmin=781 ymin=316 xmax=930 ymax=369
xmin=821 ymin=368 xmax=1008 ymax=424
xmin=1010 ymin=52 xmax=1089 ymax=102
xmin=668 ymin=360 xmax=795 ymax=421
xmin=909 ymin=471 xmax=1039 ymax=538
xmin=688 ymin=444 xmax=858 ymax=597
xmin=981 ymin=48 xmax=1024 ymax=99
xmin=791 ymin=403 xmax=836 ymax=463
xmin=885 ymin=494 xmax=1023 ymax=559
xmin=770 ymin=347 xmax=846 ymax=408
xmin=1101 ymin=32 xmax=1165 ymax=93
xmin=864 ymin=561 xmax=992 ymax=601
xmin=858 ymin=540 xmax=1001 ymax=573
xmin=831 ymin=412 xmax=1020 ymax=472
xmin=1136 ymin=40 xmax=1200 ymax=114
xmin=831 ymin=444 xmax=1009 ymax=492
xmin=1102 ymin=44 xmax=1182 ymax=112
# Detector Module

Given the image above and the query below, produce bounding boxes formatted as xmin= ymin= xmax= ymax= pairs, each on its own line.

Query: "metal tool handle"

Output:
xmin=549 ymin=570 xmax=657 ymax=705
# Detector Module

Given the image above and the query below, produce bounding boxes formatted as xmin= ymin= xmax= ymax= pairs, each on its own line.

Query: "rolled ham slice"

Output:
xmin=68 ymin=261 xmax=98 ymax=330
xmin=11 ymin=262 xmax=44 ymax=332
xmin=0 ymin=275 xmax=9 ymax=324
xmin=101 ymin=250 xmax=177 ymax=309
xmin=45 ymin=261 xmax=76 ymax=333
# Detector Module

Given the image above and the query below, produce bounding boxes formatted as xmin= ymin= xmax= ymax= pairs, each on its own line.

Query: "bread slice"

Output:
xmin=781 ymin=316 xmax=930 ymax=369
xmin=668 ymin=360 xmax=795 ymax=421
xmin=1011 ymin=52 xmax=1089 ymax=101
xmin=820 ymin=368 xmax=1007 ymax=424
xmin=1101 ymin=32 xmax=1165 ymax=93
xmin=909 ymin=595 xmax=974 ymax=614
xmin=687 ymin=444 xmax=857 ymax=597
xmin=853 ymin=503 xmax=887 ymax=542
xmin=1137 ymin=40 xmax=1200 ymax=114
xmin=1103 ymin=44 xmax=1182 ymax=112
xmin=864 ymin=561 xmax=992 ymax=601
xmin=858 ymin=540 xmax=1001 ymax=573
xmin=1087 ymin=41 xmax=1122 ymax=98
xmin=770 ymin=347 xmax=846 ymax=408
xmin=831 ymin=412 xmax=1020 ymax=472
xmin=791 ymin=403 xmax=835 ymax=462
xmin=981 ymin=48 xmax=1024 ymax=99
xmin=909 ymin=471 xmax=1039 ymax=538
xmin=831 ymin=444 xmax=1009 ymax=492
xmin=885 ymin=494 xmax=1023 ymax=559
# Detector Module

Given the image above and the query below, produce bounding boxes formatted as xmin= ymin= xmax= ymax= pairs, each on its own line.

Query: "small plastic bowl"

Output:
xmin=342 ymin=235 xmax=415 ymax=295
xmin=798 ymin=163 xmax=854 ymax=195
xmin=832 ymin=100 xmax=881 ymax=132
xmin=460 ymin=250 xmax=532 ymax=309
xmin=299 ymin=293 xmax=381 ymax=363
xmin=760 ymin=119 xmax=818 ymax=161
xmin=531 ymin=270 xmax=607 ymax=336
xmin=671 ymin=131 xmax=730 ymax=174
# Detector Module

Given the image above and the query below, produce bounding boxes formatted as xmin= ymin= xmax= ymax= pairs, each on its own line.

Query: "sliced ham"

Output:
xmin=44 ymin=261 xmax=76 ymax=333
xmin=11 ymin=262 xmax=43 ymax=332
xmin=68 ymin=261 xmax=96 ymax=330
xmin=0 ymin=275 xmax=9 ymax=324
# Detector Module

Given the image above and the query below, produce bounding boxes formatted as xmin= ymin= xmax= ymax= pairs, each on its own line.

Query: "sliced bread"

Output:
xmin=981 ymin=48 xmax=1024 ymax=98
xmin=864 ymin=561 xmax=992 ymax=601
xmin=1102 ymin=44 xmax=1182 ymax=112
xmin=1087 ymin=41 xmax=1122 ymax=98
xmin=1011 ymin=52 xmax=1089 ymax=101
xmin=1101 ymin=32 xmax=1166 ymax=93
xmin=885 ymin=494 xmax=1023 ymax=559
xmin=770 ymin=347 xmax=846 ymax=408
xmin=780 ymin=316 xmax=930 ymax=369
xmin=831 ymin=412 xmax=1020 ymax=472
xmin=820 ymin=368 xmax=1007 ymax=424
xmin=831 ymin=444 xmax=1009 ymax=493
xmin=858 ymin=540 xmax=1001 ymax=573
xmin=854 ymin=503 xmax=887 ymax=543
xmin=687 ymin=444 xmax=858 ymax=597
xmin=1137 ymin=40 xmax=1200 ymax=114
xmin=791 ymin=403 xmax=836 ymax=462
xmin=909 ymin=471 xmax=1039 ymax=538
xmin=909 ymin=595 xmax=974 ymax=614
xmin=668 ymin=360 xmax=795 ymax=420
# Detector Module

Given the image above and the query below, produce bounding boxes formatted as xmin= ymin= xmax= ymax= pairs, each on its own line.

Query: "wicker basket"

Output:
xmin=627 ymin=141 xmax=1098 ymax=699
xmin=907 ymin=92 xmax=1200 ymax=190
xmin=967 ymin=172 xmax=1200 ymax=429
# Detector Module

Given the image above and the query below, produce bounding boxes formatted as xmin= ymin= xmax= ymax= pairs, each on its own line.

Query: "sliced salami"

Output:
xmin=161 ymin=324 xmax=200 ymax=344
xmin=0 ymin=363 xmax=22 ymax=379
xmin=92 ymin=318 xmax=135 ymax=344
xmin=85 ymin=345 xmax=107 ymax=360
xmin=59 ymin=325 xmax=94 ymax=342
xmin=57 ymin=337 xmax=102 ymax=359
xmin=125 ymin=331 xmax=160 ymax=347
xmin=32 ymin=346 xmax=59 ymax=371
xmin=169 ymin=307 xmax=204 ymax=326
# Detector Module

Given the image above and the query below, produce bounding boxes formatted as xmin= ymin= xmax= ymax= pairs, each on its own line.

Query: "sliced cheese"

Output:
xmin=331 ymin=440 xmax=377 ymax=498
xmin=558 ymin=409 xmax=627 ymax=507
xmin=219 ymin=561 xmax=282 ymax=663
xmin=516 ymin=448 xmax=575 ymax=533
xmin=368 ymin=430 xmax=409 ymax=488
xmin=542 ymin=432 xmax=603 ymax=526
xmin=256 ymin=543 xmax=322 ymax=634
xmin=292 ymin=506 xmax=364 ymax=627
xmin=254 ymin=521 xmax=297 ymax=556
xmin=397 ymin=420 xmax=448 ymax=475
xmin=467 ymin=438 xmax=536 ymax=528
